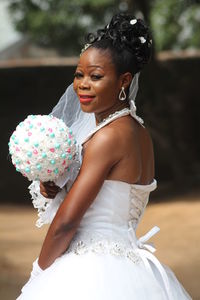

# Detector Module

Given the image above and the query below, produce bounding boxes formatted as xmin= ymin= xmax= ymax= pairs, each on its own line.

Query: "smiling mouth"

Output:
xmin=79 ymin=95 xmax=95 ymax=103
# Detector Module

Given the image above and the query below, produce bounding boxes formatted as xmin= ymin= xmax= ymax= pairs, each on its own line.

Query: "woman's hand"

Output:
xmin=40 ymin=181 xmax=61 ymax=199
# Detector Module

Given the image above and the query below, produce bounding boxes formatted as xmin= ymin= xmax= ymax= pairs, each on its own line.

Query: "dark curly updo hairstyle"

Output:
xmin=83 ymin=13 xmax=152 ymax=76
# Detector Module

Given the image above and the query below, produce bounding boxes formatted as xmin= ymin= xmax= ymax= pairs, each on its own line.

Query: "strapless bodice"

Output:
xmin=79 ymin=179 xmax=157 ymax=231
xmin=68 ymin=179 xmax=157 ymax=255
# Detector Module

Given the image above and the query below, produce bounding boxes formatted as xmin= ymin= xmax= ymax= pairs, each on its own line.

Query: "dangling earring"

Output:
xmin=119 ymin=87 xmax=126 ymax=101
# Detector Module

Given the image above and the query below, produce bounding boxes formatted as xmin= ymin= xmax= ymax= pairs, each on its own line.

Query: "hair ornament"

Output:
xmin=81 ymin=43 xmax=91 ymax=54
xmin=139 ymin=36 xmax=146 ymax=44
xmin=130 ymin=19 xmax=137 ymax=25
xmin=84 ymin=13 xmax=152 ymax=73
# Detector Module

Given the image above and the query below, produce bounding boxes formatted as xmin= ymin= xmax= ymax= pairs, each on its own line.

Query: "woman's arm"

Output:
xmin=38 ymin=127 xmax=120 ymax=269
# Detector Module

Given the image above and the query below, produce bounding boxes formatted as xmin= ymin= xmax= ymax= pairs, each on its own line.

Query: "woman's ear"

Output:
xmin=120 ymin=72 xmax=133 ymax=90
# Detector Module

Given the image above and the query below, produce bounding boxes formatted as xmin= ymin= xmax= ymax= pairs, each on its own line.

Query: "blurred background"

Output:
xmin=0 ymin=0 xmax=200 ymax=299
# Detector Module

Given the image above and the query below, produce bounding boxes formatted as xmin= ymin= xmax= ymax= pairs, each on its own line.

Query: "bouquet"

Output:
xmin=8 ymin=114 xmax=77 ymax=182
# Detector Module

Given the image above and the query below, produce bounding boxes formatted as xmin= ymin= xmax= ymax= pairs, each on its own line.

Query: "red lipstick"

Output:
xmin=79 ymin=94 xmax=95 ymax=103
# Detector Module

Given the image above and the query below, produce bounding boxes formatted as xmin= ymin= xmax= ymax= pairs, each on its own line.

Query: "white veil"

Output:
xmin=51 ymin=83 xmax=96 ymax=155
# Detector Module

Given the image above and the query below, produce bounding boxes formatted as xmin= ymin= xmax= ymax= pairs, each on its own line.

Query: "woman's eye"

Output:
xmin=74 ymin=72 xmax=83 ymax=79
xmin=91 ymin=74 xmax=103 ymax=80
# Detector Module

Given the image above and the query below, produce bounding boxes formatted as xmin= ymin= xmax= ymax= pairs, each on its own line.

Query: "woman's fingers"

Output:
xmin=40 ymin=181 xmax=61 ymax=198
xmin=40 ymin=182 xmax=49 ymax=198
xmin=43 ymin=181 xmax=61 ymax=191
xmin=44 ymin=192 xmax=56 ymax=199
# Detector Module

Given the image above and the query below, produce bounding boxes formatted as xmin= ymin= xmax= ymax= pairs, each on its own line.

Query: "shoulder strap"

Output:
xmin=81 ymin=108 xmax=131 ymax=145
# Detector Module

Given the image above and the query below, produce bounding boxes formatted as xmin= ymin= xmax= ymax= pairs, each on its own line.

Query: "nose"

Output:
xmin=79 ymin=76 xmax=90 ymax=90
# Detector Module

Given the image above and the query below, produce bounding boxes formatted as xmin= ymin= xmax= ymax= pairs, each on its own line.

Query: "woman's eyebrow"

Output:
xmin=87 ymin=65 xmax=104 ymax=69
xmin=76 ymin=64 xmax=103 ymax=69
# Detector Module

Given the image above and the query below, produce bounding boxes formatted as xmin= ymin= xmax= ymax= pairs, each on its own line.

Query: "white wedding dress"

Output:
xmin=17 ymin=110 xmax=192 ymax=300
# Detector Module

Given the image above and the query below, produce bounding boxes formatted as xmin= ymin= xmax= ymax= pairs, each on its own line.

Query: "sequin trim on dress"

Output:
xmin=67 ymin=238 xmax=142 ymax=264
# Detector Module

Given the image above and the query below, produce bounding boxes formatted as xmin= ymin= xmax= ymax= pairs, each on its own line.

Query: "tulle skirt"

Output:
xmin=17 ymin=250 xmax=191 ymax=300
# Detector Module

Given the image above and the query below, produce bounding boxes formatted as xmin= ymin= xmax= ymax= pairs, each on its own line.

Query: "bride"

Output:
xmin=17 ymin=13 xmax=191 ymax=300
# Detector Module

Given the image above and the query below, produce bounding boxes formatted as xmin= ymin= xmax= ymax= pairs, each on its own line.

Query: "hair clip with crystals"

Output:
xmin=81 ymin=43 xmax=91 ymax=54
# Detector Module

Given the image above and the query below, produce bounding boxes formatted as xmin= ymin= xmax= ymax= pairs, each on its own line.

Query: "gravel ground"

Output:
xmin=0 ymin=193 xmax=199 ymax=300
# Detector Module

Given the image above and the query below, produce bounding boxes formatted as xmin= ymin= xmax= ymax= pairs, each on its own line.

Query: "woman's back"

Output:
xmin=83 ymin=114 xmax=155 ymax=185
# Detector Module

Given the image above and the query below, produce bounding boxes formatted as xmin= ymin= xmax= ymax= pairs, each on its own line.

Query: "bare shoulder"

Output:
xmin=138 ymin=124 xmax=154 ymax=151
xmin=120 ymin=116 xmax=153 ymax=150
xmin=81 ymin=116 xmax=154 ymax=184
xmin=83 ymin=124 xmax=120 ymax=154
xmin=83 ymin=116 xmax=144 ymax=158
xmin=83 ymin=116 xmax=153 ymax=153
xmin=104 ymin=116 xmax=143 ymax=149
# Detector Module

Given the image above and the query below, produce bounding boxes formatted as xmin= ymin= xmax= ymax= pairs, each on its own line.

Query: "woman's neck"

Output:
xmin=95 ymin=102 xmax=129 ymax=125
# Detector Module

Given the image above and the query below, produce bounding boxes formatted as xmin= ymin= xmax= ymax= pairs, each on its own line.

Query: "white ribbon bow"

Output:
xmin=128 ymin=223 xmax=159 ymax=252
xmin=137 ymin=225 xmax=160 ymax=252
xmin=128 ymin=223 xmax=173 ymax=300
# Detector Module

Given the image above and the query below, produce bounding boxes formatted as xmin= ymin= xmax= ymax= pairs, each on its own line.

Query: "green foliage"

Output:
xmin=9 ymin=0 xmax=200 ymax=53
xmin=150 ymin=0 xmax=200 ymax=51
xmin=8 ymin=0 xmax=120 ymax=54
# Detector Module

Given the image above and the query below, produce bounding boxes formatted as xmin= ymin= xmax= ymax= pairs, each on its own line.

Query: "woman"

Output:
xmin=17 ymin=13 xmax=191 ymax=300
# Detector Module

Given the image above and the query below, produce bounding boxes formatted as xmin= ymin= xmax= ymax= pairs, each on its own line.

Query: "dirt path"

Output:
xmin=0 ymin=194 xmax=199 ymax=299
